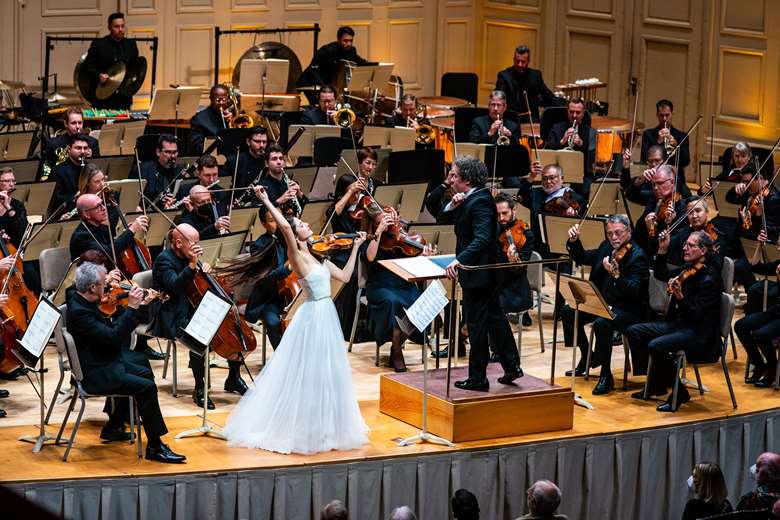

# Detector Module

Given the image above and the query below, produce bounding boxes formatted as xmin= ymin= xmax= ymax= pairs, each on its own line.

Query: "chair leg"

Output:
xmin=643 ymin=357 xmax=654 ymax=399
xmin=693 ymin=366 xmax=704 ymax=395
xmin=348 ymin=290 xmax=362 ymax=353
xmin=722 ymin=356 xmax=738 ymax=409
xmin=584 ymin=328 xmax=594 ymax=381
xmin=45 ymin=359 xmax=66 ymax=425
xmin=622 ymin=336 xmax=631 ymax=391
xmin=128 ymin=397 xmax=136 ymax=445
xmin=729 ymin=328 xmax=738 ymax=360
xmin=62 ymin=396 xmax=86 ymax=462
xmin=55 ymin=388 xmax=78 ymax=444
xmin=671 ymin=355 xmax=683 ymax=412
xmin=537 ymin=293 xmax=544 ymax=352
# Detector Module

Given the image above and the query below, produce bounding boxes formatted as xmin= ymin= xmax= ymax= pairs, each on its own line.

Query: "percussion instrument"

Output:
xmin=231 ymin=42 xmax=302 ymax=94
xmin=417 ymin=96 xmax=470 ymax=110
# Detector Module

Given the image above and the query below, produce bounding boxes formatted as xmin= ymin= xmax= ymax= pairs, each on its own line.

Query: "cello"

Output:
xmin=103 ymin=189 xmax=152 ymax=277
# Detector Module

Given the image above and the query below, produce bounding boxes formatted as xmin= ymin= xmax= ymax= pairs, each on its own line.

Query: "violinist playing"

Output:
xmin=622 ymin=145 xmax=691 ymax=203
xmin=363 ymin=207 xmax=432 ymax=373
xmin=626 ymin=230 xmax=722 ymax=412
xmin=563 ymin=215 xmax=650 ymax=395
xmin=69 ymin=163 xmax=120 ymax=229
xmin=494 ymin=192 xmax=534 ymax=328
xmin=631 ymin=164 xmax=687 ymax=254
xmin=663 ymin=197 xmax=726 ymax=270
xmin=151 ymin=224 xmax=247 ymax=409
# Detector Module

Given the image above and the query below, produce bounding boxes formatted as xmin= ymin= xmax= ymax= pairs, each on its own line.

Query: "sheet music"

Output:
xmin=20 ymin=299 xmax=61 ymax=358
xmin=405 ymin=280 xmax=449 ymax=332
xmin=393 ymin=256 xmax=446 ymax=278
xmin=183 ymin=291 xmax=231 ymax=347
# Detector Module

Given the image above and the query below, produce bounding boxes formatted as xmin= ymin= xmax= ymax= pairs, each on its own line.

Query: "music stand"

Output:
xmin=149 ymin=88 xmax=202 ymax=142
xmin=542 ymin=215 xmax=606 ymax=254
xmin=216 ymin=128 xmax=250 ymax=156
xmin=388 ymin=149 xmax=445 ymax=184
xmin=484 ymin=146 xmax=530 ymax=183
xmin=557 ymin=273 xmax=614 ymax=409
xmin=710 ymin=180 xmax=740 ymax=219
xmin=238 ymin=59 xmax=289 ymax=95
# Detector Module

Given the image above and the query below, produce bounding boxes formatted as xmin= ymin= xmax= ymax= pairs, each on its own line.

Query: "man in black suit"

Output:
xmin=545 ymin=97 xmax=596 ymax=195
xmin=296 ymin=26 xmax=367 ymax=103
xmin=387 ymin=94 xmax=420 ymax=128
xmin=301 ymin=85 xmax=338 ymax=126
xmin=562 ymin=215 xmax=650 ymax=394
xmin=662 ymin=197 xmax=726 ymax=269
xmin=189 ymin=85 xmax=229 ymax=156
xmin=626 ymin=230 xmax=722 ymax=412
xmin=49 ymin=134 xmax=90 ymax=215
xmin=259 ymin=144 xmax=304 ymax=216
xmin=441 ymin=156 xmax=522 ymax=391
xmin=151 ymin=224 xmax=248 ymax=409
xmin=129 ymin=133 xmax=183 ymax=209
xmin=82 ymin=12 xmax=139 ymax=109
xmin=178 ymin=185 xmax=230 ymax=240
xmin=222 ymin=126 xmax=267 ymax=193
xmin=468 ymin=90 xmax=520 ymax=145
xmin=641 ymin=99 xmax=690 ymax=171
xmin=44 ymin=108 xmax=99 ymax=167
xmin=69 ymin=193 xmax=149 ymax=261
xmin=67 ymin=261 xmax=185 ymax=462
xmin=495 ymin=44 xmax=560 ymax=121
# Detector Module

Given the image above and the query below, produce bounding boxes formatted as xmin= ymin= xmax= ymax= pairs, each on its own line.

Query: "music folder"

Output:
xmin=178 ymin=290 xmax=232 ymax=356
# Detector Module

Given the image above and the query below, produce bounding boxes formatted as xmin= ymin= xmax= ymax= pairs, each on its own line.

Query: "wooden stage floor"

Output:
xmin=0 ymin=301 xmax=775 ymax=484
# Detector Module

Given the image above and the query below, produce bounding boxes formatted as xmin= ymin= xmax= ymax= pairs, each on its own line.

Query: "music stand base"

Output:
xmin=574 ymin=394 xmax=594 ymax=410
xmin=176 ymin=424 xmax=226 ymax=440
xmin=398 ymin=431 xmax=454 ymax=448
xmin=18 ymin=433 xmax=58 ymax=452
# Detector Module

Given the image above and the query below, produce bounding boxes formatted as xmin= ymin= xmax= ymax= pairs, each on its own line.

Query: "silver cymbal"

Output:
xmin=95 ymin=62 xmax=126 ymax=100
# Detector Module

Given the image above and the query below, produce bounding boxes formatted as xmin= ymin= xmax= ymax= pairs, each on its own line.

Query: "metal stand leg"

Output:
xmin=19 ymin=353 xmax=57 ymax=452
xmin=571 ymin=305 xmax=593 ymax=410
xmin=176 ymin=351 xmax=226 ymax=440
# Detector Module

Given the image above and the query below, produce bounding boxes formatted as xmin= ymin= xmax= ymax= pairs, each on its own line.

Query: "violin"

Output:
xmin=377 ymin=207 xmax=427 ymax=257
xmin=98 ymin=281 xmax=169 ymax=316
xmin=105 ymin=191 xmax=152 ymax=277
xmin=648 ymin=193 xmax=682 ymax=238
xmin=703 ymin=222 xmax=719 ymax=244
xmin=498 ymin=219 xmax=528 ymax=259
xmin=609 ymin=242 xmax=633 ymax=276
xmin=308 ymin=233 xmax=368 ymax=256
xmin=742 ymin=185 xmax=770 ymax=230
xmin=543 ymin=190 xmax=581 ymax=216
xmin=667 ymin=262 xmax=704 ymax=299
xmin=348 ymin=192 xmax=383 ymax=222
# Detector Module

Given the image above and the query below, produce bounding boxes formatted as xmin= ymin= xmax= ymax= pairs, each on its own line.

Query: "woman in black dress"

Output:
xmin=681 ymin=462 xmax=732 ymax=520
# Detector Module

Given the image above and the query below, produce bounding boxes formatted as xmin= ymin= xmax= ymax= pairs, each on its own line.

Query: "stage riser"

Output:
xmin=10 ymin=409 xmax=780 ymax=520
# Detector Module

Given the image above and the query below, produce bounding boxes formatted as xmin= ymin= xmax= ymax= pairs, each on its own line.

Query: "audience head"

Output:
xmin=527 ymin=480 xmax=563 ymax=516
xmin=320 ymin=499 xmax=348 ymax=520
xmin=753 ymin=452 xmax=780 ymax=487
xmin=513 ymin=44 xmax=530 ymax=71
xmin=451 ymin=488 xmax=480 ymax=520
xmin=689 ymin=462 xmax=729 ymax=506
xmin=541 ymin=164 xmax=564 ymax=194
xmin=388 ymin=506 xmax=416 ymax=520
xmin=450 ymin=156 xmax=488 ymax=191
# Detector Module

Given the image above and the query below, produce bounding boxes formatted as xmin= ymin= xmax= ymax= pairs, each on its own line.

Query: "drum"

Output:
xmin=595 ymin=130 xmax=624 ymax=164
xmin=418 ymin=96 xmax=470 ymax=109
xmin=431 ymin=117 xmax=454 ymax=131
xmin=421 ymin=106 xmax=454 ymax=120
xmin=434 ymin=126 xmax=454 ymax=164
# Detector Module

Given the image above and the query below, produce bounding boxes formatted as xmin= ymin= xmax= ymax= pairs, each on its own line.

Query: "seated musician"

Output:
xmin=735 ymin=229 xmax=780 ymax=387
xmin=49 ymin=134 xmax=90 ymax=215
xmin=296 ymin=26 xmax=367 ymax=104
xmin=44 ymin=108 xmax=99 ymax=167
xmin=222 ymin=126 xmax=267 ymax=192
xmin=0 ymin=259 xmax=14 ymax=416
xmin=622 ymin=145 xmax=691 ymax=201
xmin=641 ymin=99 xmax=690 ymax=177
xmin=626 ymin=230 xmax=722 ymax=412
xmin=468 ymin=90 xmax=520 ymax=145
xmin=388 ymin=94 xmax=421 ymax=129
xmin=562 ymin=215 xmax=650 ymax=395
xmin=0 ymin=167 xmax=39 ymax=294
xmin=301 ymin=85 xmax=338 ymax=126
xmin=67 ymin=261 xmax=186 ymax=463
xmin=494 ymin=192 xmax=535 ymax=328
xmin=662 ymin=197 xmax=725 ymax=270
xmin=151 ymin=224 xmax=248 ymax=409
xmin=177 ymin=154 xmax=229 ymax=211
xmin=495 ymin=44 xmax=559 ymax=121
xmin=130 ymin=133 xmax=184 ymax=210
xmin=189 ymin=84 xmax=229 ymax=156
xmin=545 ymin=97 xmax=597 ymax=195
xmin=258 ymin=144 xmax=304 ymax=216
xmin=178 ymin=185 xmax=230 ymax=240
xmin=68 ymin=163 xmax=120 ymax=229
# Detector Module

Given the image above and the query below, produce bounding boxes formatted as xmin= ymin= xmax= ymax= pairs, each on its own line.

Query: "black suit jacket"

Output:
xmin=82 ymin=35 xmax=139 ymax=109
xmin=150 ymin=248 xmax=195 ymax=340
xmin=468 ymin=115 xmax=520 ymax=145
xmin=495 ymin=66 xmax=559 ymax=121
xmin=297 ymin=41 xmax=367 ymax=86
xmin=177 ymin=202 xmax=228 ymax=240
xmin=66 ymin=291 xmax=139 ymax=394
xmin=189 ymin=106 xmax=224 ymax=156
xmin=545 ymin=120 xmax=595 ymax=177
xmin=222 ymin=151 xmax=265 ymax=191
xmin=44 ymin=134 xmax=99 ymax=164
xmin=516 ymin=179 xmax=584 ymax=256
xmin=0 ymin=198 xmax=28 ymax=248
xmin=300 ymin=107 xmax=330 ymax=126
xmin=69 ymin=221 xmax=135 ymax=261
xmin=641 ymin=125 xmax=690 ymax=168
xmin=129 ymin=159 xmax=183 ymax=205
xmin=567 ymin=239 xmax=649 ymax=317
xmin=437 ymin=188 xmax=498 ymax=289
xmin=50 ymin=159 xmax=82 ymax=214
xmin=425 ymin=183 xmax=449 ymax=222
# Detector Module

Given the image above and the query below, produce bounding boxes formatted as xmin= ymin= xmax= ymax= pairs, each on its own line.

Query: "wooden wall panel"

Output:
xmin=387 ymin=21 xmax=422 ymax=89
xmin=718 ymin=49 xmax=763 ymax=123
xmin=644 ymin=0 xmax=692 ymax=27
xmin=43 ymin=0 xmax=101 ymax=17
xmin=566 ymin=30 xmax=612 ymax=99
xmin=176 ymin=25 xmax=213 ymax=85
xmin=480 ymin=20 xmax=537 ymax=93
xmin=284 ymin=22 xmax=319 ymax=73
xmin=721 ymin=0 xmax=765 ymax=36
xmin=569 ymin=0 xmax=613 ymax=17
xmin=128 ymin=0 xmax=157 ymax=14
xmin=443 ymin=20 xmax=470 ymax=73
xmin=43 ymin=29 xmax=101 ymax=88
xmin=177 ymin=0 xmax=216 ymax=14
xmin=639 ymin=38 xmax=690 ymax=125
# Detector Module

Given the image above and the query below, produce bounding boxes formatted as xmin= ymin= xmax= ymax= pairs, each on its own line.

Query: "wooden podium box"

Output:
xmin=380 ymin=364 xmax=574 ymax=443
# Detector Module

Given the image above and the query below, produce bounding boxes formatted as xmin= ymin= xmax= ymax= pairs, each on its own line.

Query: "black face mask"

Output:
xmin=195 ymin=204 xmax=212 ymax=218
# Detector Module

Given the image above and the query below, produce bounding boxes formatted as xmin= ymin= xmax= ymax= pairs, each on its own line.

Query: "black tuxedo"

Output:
xmin=562 ymin=239 xmax=649 ymax=372
xmin=66 ymin=291 xmax=167 ymax=438
xmin=545 ymin=120 xmax=596 ymax=185
xmin=495 ymin=66 xmax=559 ymax=121
xmin=438 ymin=187 xmax=520 ymax=382
xmin=178 ymin=202 xmax=228 ymax=240
xmin=44 ymin=134 xmax=99 ymax=165
xmin=641 ymin=125 xmax=690 ymax=168
xmin=69 ymin=220 xmax=135 ymax=261
xmin=619 ymin=163 xmax=692 ymax=208
xmin=387 ymin=114 xmax=410 ymax=128
xmin=188 ymin=106 xmax=224 ymax=156
xmin=222 ymin=151 xmax=265 ymax=192
xmin=297 ymin=41 xmax=367 ymax=88
xmin=424 ymin=183 xmax=450 ymax=222
xmin=129 ymin=159 xmax=183 ymax=205
xmin=468 ymin=115 xmax=520 ymax=145
xmin=300 ymin=107 xmax=330 ymax=126
xmin=82 ymin=35 xmax=139 ymax=109
xmin=244 ymin=234 xmax=290 ymax=349
xmin=50 ymin=159 xmax=82 ymax=215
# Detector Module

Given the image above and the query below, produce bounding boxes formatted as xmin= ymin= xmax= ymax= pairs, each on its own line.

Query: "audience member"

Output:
xmin=321 ymin=499 xmax=348 ymax=520
xmin=389 ymin=505 xmax=417 ymax=520
xmin=681 ymin=462 xmax=732 ymax=520
xmin=452 ymin=488 xmax=480 ymax=520
xmin=517 ymin=480 xmax=568 ymax=520
xmin=736 ymin=452 xmax=780 ymax=512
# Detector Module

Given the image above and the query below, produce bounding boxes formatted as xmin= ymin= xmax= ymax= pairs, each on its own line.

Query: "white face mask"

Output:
xmin=687 ymin=475 xmax=694 ymax=491
xmin=750 ymin=464 xmax=757 ymax=480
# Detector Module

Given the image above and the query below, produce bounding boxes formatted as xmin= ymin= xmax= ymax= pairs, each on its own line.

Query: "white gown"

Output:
xmin=224 ymin=262 xmax=369 ymax=455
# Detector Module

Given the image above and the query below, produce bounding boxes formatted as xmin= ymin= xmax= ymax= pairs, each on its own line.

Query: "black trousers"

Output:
xmin=461 ymin=287 xmax=519 ymax=381
xmin=96 ymin=362 xmax=167 ymax=440
xmin=258 ymin=303 xmax=284 ymax=349
xmin=104 ymin=348 xmax=154 ymax=418
xmin=734 ymin=310 xmax=780 ymax=370
xmin=626 ymin=321 xmax=701 ymax=392
xmin=745 ymin=279 xmax=779 ymax=315
xmin=189 ymin=352 xmax=242 ymax=388
xmin=734 ymin=255 xmax=757 ymax=289
xmin=561 ymin=307 xmax=641 ymax=374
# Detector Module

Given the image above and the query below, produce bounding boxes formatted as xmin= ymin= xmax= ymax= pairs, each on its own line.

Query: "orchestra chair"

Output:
xmin=721 ymin=256 xmax=739 ymax=360
xmin=348 ymin=258 xmax=367 ymax=355
xmin=132 ymin=269 xmax=178 ymax=397
xmin=39 ymin=247 xmax=71 ymax=298
xmin=54 ymin=305 xmax=142 ymax=462
xmin=584 ymin=329 xmax=632 ymax=391
xmin=440 ymin=72 xmax=478 ymax=106
xmin=642 ymin=292 xmax=738 ymax=411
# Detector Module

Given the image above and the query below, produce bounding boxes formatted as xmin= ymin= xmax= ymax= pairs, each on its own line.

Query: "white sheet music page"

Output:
xmin=20 ymin=300 xmax=61 ymax=358
xmin=393 ymin=256 xmax=446 ymax=278
xmin=183 ymin=291 xmax=231 ymax=347
xmin=405 ymin=280 xmax=449 ymax=332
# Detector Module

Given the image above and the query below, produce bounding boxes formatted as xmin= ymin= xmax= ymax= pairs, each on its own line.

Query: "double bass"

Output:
xmin=0 ymin=231 xmax=37 ymax=374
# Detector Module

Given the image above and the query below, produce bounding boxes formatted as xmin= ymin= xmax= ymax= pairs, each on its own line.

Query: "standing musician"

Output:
xmin=641 ymin=99 xmax=690 ymax=174
xmin=189 ymin=85 xmax=230 ymax=156
xmin=44 ymin=108 xmax=100 ymax=166
xmin=82 ymin=12 xmax=139 ymax=109
xmin=495 ymin=44 xmax=560 ymax=121
xmin=49 ymin=134 xmax=90 ymax=215
xmin=663 ymin=197 xmax=725 ymax=270
xmin=622 ymin=145 xmax=691 ymax=201
xmin=151 ymin=224 xmax=248 ymax=409
xmin=441 ymin=156 xmax=522 ymax=391
xmin=388 ymin=94 xmax=421 ymax=128
xmin=67 ymin=262 xmax=186 ymax=463
xmin=301 ymin=85 xmax=338 ymax=126
xmin=563 ymin=215 xmax=650 ymax=395
xmin=222 ymin=126 xmax=267 ymax=192
xmin=494 ymin=192 xmax=534 ymax=327
xmin=130 ymin=134 xmax=183 ymax=210
xmin=735 ymin=229 xmax=780 ymax=387
xmin=297 ymin=27 xmax=367 ymax=104
xmin=259 ymin=144 xmax=305 ymax=216
xmin=545 ymin=97 xmax=597 ymax=195
xmin=626 ymin=230 xmax=722 ymax=412
xmin=468 ymin=90 xmax=520 ymax=145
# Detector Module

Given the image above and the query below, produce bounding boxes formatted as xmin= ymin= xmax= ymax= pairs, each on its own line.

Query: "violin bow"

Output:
xmin=628 ymin=85 xmax=640 ymax=154
xmin=708 ymin=115 xmax=716 ymax=184
xmin=134 ymin=147 xmax=147 ymax=219
xmin=743 ymin=135 xmax=780 ymax=193
xmin=576 ymin=159 xmax=615 ymax=227
xmin=0 ymin=223 xmax=34 ymax=296
xmin=522 ymin=90 xmax=541 ymax=164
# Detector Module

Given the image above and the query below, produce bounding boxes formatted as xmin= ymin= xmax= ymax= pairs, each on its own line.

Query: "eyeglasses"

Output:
xmin=87 ymin=202 xmax=106 ymax=212
xmin=651 ymin=178 xmax=672 ymax=187
xmin=541 ymin=175 xmax=560 ymax=182
xmin=606 ymin=229 xmax=628 ymax=238
xmin=683 ymin=241 xmax=701 ymax=250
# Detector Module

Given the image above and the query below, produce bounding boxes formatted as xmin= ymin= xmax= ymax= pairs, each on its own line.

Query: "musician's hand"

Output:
xmin=98 ymin=73 xmax=109 ymax=84
xmin=776 ymin=263 xmax=780 ymax=278
xmin=668 ymin=135 xmax=678 ymax=147
xmin=422 ymin=244 xmax=436 ymax=257
xmin=573 ymin=134 xmax=583 ymax=147
xmin=353 ymin=231 xmax=367 ymax=247
xmin=565 ymin=206 xmax=577 ymax=217
xmin=288 ymin=181 xmax=301 ymax=195
xmin=376 ymin=212 xmax=393 ymax=235
xmin=642 ymin=168 xmax=656 ymax=183
xmin=0 ymin=294 xmax=8 ymax=309
xmin=445 ymin=258 xmax=460 ymax=280
xmin=501 ymin=125 xmax=512 ymax=137
xmin=507 ymin=244 xmax=520 ymax=263
xmin=450 ymin=192 xmax=466 ymax=208
xmin=701 ymin=179 xmax=712 ymax=193
xmin=186 ymin=243 xmax=203 ymax=267
xmin=560 ymin=127 xmax=574 ymax=146
xmin=216 ymin=216 xmax=230 ymax=232
xmin=622 ymin=149 xmax=631 ymax=169
xmin=757 ymin=229 xmax=768 ymax=244
xmin=657 ymin=127 xmax=669 ymax=144
xmin=127 ymin=286 xmax=144 ymax=309
xmin=162 ymin=194 xmax=176 ymax=209
xmin=107 ymin=269 xmax=122 ymax=284
xmin=669 ymin=279 xmax=683 ymax=300
xmin=665 ymin=201 xmax=676 ymax=223
xmin=488 ymin=119 xmax=502 ymax=136
xmin=0 ymin=191 xmax=10 ymax=212
xmin=276 ymin=189 xmax=294 ymax=205
xmin=0 ymin=256 xmax=14 ymax=273
xmin=602 ymin=257 xmax=616 ymax=275
xmin=735 ymin=182 xmax=748 ymax=196
xmin=129 ymin=215 xmax=149 ymax=234
xmin=567 ymin=224 xmax=581 ymax=242
xmin=347 ymin=180 xmax=363 ymax=196
xmin=181 ymin=196 xmax=193 ymax=212
xmin=644 ymin=212 xmax=657 ymax=228
xmin=529 ymin=161 xmax=542 ymax=182
xmin=407 ymin=118 xmax=420 ymax=130
xmin=253 ymin=185 xmax=270 ymax=203
xmin=201 ymin=262 xmax=212 ymax=274
xmin=658 ymin=230 xmax=671 ymax=254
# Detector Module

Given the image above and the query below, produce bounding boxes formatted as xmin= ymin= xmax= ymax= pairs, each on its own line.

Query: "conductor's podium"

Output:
xmin=380 ymin=364 xmax=574 ymax=443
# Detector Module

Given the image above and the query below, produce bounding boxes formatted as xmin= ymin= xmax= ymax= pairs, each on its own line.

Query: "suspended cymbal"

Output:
xmin=232 ymin=41 xmax=302 ymax=93
xmin=118 ymin=56 xmax=147 ymax=97
xmin=95 ymin=62 xmax=126 ymax=100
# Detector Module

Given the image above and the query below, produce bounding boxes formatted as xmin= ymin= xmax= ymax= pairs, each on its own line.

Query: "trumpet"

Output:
xmin=564 ymin=120 xmax=579 ymax=150
xmin=663 ymin=121 xmax=674 ymax=156
xmin=332 ymin=104 xmax=356 ymax=128
xmin=496 ymin=120 xmax=511 ymax=146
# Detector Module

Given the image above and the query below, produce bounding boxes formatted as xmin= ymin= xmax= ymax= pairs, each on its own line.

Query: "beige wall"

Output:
xmin=3 ymin=0 xmax=779 ymax=182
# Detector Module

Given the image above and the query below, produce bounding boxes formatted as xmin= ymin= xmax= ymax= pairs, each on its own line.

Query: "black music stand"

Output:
xmin=484 ymin=145 xmax=530 ymax=185
xmin=135 ymin=134 xmax=162 ymax=162
xmin=217 ymin=128 xmax=250 ymax=155
xmin=453 ymin=107 xmax=487 ymax=143
xmin=314 ymin=137 xmax=347 ymax=166
xmin=388 ymin=149 xmax=445 ymax=185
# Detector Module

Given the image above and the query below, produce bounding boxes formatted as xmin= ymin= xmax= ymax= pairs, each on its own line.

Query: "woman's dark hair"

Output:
xmin=357 ymin=147 xmax=377 ymax=164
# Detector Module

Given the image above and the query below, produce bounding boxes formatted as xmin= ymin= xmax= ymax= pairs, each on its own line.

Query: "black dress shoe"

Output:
xmin=140 ymin=345 xmax=167 ymax=361
xmin=745 ymin=366 xmax=767 ymax=385
xmin=224 ymin=377 xmax=248 ymax=395
xmin=522 ymin=312 xmax=533 ymax=327
xmin=612 ymin=331 xmax=623 ymax=346
xmin=454 ymin=379 xmax=489 ymax=391
xmin=631 ymin=388 xmax=667 ymax=400
xmin=0 ymin=388 xmax=9 ymax=398
xmin=145 ymin=443 xmax=186 ymax=464
xmin=657 ymin=388 xmax=690 ymax=412
xmin=754 ymin=373 xmax=777 ymax=388
xmin=592 ymin=375 xmax=614 ymax=395
xmin=0 ymin=408 xmax=7 ymax=418
xmin=193 ymin=388 xmax=215 ymax=409
xmin=498 ymin=368 xmax=524 ymax=385
xmin=431 ymin=346 xmax=467 ymax=359
xmin=100 ymin=426 xmax=133 ymax=442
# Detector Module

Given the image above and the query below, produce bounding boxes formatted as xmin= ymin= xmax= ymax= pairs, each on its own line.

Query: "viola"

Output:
xmin=649 ymin=193 xmax=682 ymax=238
xmin=667 ymin=262 xmax=704 ymax=299
xmin=309 ymin=233 xmax=368 ymax=256
xmin=742 ymin=185 xmax=770 ymax=230
xmin=106 ymin=193 xmax=152 ymax=277
xmin=376 ymin=207 xmax=427 ymax=257
xmin=498 ymin=219 xmax=528 ymax=259
xmin=609 ymin=242 xmax=633 ymax=275
xmin=348 ymin=192 xmax=383 ymax=222
xmin=543 ymin=190 xmax=580 ymax=216
xmin=98 ymin=281 xmax=169 ymax=316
